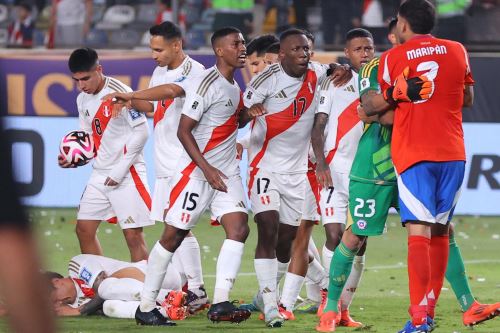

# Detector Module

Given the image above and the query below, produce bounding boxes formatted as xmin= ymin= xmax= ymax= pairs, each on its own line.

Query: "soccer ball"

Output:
xmin=60 ymin=131 xmax=95 ymax=166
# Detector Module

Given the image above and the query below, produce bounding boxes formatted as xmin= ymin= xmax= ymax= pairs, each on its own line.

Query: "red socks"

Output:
xmin=408 ymin=235 xmax=431 ymax=325
xmin=427 ymin=235 xmax=450 ymax=318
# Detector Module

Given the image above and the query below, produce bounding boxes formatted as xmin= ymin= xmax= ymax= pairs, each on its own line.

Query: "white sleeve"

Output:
xmin=237 ymin=130 xmax=251 ymax=149
xmin=316 ymin=77 xmax=333 ymax=116
xmin=124 ymin=107 xmax=147 ymax=128
xmin=181 ymin=78 xmax=213 ymax=122
xmin=243 ymin=71 xmax=273 ymax=108
xmin=69 ymin=255 xmax=104 ymax=287
xmin=77 ymin=95 xmax=92 ymax=133
xmin=107 ymin=121 xmax=148 ymax=183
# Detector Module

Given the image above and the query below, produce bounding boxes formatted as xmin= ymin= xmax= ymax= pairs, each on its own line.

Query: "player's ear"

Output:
xmin=215 ymin=46 xmax=223 ymax=58
xmin=344 ymin=47 xmax=349 ymax=59
xmin=95 ymin=64 xmax=103 ymax=74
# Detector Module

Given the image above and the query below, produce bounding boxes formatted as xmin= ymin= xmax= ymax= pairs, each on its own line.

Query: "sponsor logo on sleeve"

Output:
xmin=80 ymin=268 xmax=93 ymax=285
xmin=175 ymin=76 xmax=187 ymax=83
xmin=129 ymin=109 xmax=143 ymax=120
xmin=360 ymin=78 xmax=370 ymax=90
xmin=191 ymin=101 xmax=199 ymax=110
xmin=246 ymin=91 xmax=253 ymax=99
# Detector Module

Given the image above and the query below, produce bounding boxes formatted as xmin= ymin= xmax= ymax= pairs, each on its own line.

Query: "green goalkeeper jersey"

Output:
xmin=349 ymin=57 xmax=396 ymax=185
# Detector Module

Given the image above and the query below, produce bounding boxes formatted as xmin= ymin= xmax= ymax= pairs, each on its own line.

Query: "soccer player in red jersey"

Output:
xmin=364 ymin=1 xmax=475 ymax=332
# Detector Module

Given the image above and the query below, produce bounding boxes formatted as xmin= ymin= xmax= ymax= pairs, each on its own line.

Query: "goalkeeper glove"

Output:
xmin=383 ymin=66 xmax=434 ymax=103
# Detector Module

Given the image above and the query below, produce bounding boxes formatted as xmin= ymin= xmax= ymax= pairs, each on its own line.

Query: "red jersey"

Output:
xmin=378 ymin=35 xmax=474 ymax=173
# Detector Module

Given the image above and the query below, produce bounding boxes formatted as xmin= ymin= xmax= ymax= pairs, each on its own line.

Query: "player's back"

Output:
xmin=244 ymin=62 xmax=327 ymax=174
xmin=379 ymin=36 xmax=473 ymax=173
xmin=175 ymin=66 xmax=242 ymax=180
xmin=149 ymin=57 xmax=205 ymax=177
xmin=77 ymin=76 xmax=147 ymax=174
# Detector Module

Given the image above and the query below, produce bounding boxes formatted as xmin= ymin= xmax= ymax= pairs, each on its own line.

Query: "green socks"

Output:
xmin=324 ymin=242 xmax=356 ymax=312
xmin=445 ymin=234 xmax=475 ymax=311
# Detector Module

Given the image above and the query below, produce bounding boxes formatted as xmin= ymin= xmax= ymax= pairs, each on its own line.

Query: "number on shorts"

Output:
xmin=326 ymin=186 xmax=334 ymax=204
xmin=353 ymin=198 xmax=375 ymax=218
xmin=93 ymin=118 xmax=103 ymax=136
xmin=256 ymin=177 xmax=270 ymax=194
xmin=182 ymin=192 xmax=199 ymax=211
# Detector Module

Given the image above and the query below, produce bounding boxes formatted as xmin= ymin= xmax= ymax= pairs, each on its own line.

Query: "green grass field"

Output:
xmin=7 ymin=209 xmax=500 ymax=333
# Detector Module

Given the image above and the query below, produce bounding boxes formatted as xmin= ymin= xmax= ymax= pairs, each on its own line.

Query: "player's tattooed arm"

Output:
xmin=463 ymin=84 xmax=474 ymax=107
xmin=327 ymin=63 xmax=353 ymax=87
xmin=361 ymin=90 xmax=392 ymax=116
xmin=92 ymin=271 xmax=107 ymax=291
xmin=178 ymin=115 xmax=228 ymax=192
xmin=311 ymin=113 xmax=333 ymax=188
xmin=238 ymin=103 xmax=267 ymax=128
xmin=78 ymin=295 xmax=104 ymax=316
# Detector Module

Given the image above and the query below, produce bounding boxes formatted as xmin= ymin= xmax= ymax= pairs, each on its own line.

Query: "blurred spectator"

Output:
xmin=321 ymin=0 xmax=357 ymax=49
xmin=353 ymin=0 xmax=399 ymax=45
xmin=156 ymin=0 xmax=186 ymax=33
xmin=293 ymin=0 xmax=311 ymax=30
xmin=7 ymin=2 xmax=34 ymax=48
xmin=212 ymin=0 xmax=254 ymax=39
xmin=435 ymin=0 xmax=472 ymax=43
xmin=48 ymin=0 xmax=93 ymax=48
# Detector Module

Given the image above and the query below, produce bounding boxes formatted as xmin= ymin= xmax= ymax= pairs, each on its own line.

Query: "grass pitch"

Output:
xmin=7 ymin=209 xmax=500 ymax=332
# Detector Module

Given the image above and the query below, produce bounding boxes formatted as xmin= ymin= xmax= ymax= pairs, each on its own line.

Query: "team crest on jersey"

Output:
xmin=360 ymin=78 xmax=370 ymax=90
xmin=103 ymin=105 xmax=111 ymax=117
xmin=191 ymin=101 xmax=199 ymax=109
xmin=175 ymin=76 xmax=187 ymax=83
xmin=356 ymin=220 xmax=367 ymax=230
xmin=129 ymin=109 xmax=142 ymax=120
xmin=80 ymin=268 xmax=93 ymax=285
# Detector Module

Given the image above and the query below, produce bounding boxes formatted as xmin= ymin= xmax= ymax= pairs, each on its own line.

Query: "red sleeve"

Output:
xmin=458 ymin=42 xmax=475 ymax=85
xmin=377 ymin=51 xmax=392 ymax=94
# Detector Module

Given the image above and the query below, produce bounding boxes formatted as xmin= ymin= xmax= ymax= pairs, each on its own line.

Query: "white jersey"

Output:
xmin=244 ymin=61 xmax=328 ymax=174
xmin=77 ymin=76 xmax=148 ymax=177
xmin=149 ymin=57 xmax=205 ymax=177
xmin=316 ymin=71 xmax=364 ymax=173
xmin=175 ymin=66 xmax=242 ymax=180
xmin=67 ymin=254 xmax=146 ymax=308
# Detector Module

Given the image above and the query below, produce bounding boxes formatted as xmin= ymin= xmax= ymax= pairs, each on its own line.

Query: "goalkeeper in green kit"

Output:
xmin=316 ymin=19 xmax=500 ymax=332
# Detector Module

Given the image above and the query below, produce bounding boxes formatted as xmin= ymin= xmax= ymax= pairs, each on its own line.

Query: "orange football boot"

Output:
xmin=463 ymin=301 xmax=500 ymax=327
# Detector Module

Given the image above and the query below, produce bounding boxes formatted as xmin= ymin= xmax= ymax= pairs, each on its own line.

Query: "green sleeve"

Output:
xmin=358 ymin=57 xmax=380 ymax=97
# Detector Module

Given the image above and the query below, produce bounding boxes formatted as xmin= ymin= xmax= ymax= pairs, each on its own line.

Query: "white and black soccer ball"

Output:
xmin=60 ymin=131 xmax=95 ymax=166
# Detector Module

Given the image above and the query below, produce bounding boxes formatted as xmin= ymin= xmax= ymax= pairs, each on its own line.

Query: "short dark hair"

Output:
xmin=211 ymin=26 xmax=242 ymax=47
xmin=398 ymin=0 xmax=435 ymax=34
xmin=345 ymin=28 xmax=373 ymax=43
xmin=247 ymin=34 xmax=279 ymax=57
xmin=388 ymin=17 xmax=398 ymax=33
xmin=302 ymin=29 xmax=315 ymax=45
xmin=68 ymin=48 xmax=99 ymax=73
xmin=17 ymin=1 xmax=32 ymax=12
xmin=149 ymin=21 xmax=182 ymax=40
xmin=279 ymin=28 xmax=306 ymax=43
xmin=265 ymin=42 xmax=280 ymax=54
xmin=43 ymin=271 xmax=64 ymax=292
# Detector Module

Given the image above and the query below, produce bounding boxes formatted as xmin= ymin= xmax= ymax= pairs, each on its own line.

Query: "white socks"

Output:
xmin=255 ymin=258 xmax=278 ymax=314
xmin=340 ymin=255 xmax=365 ymax=311
xmin=308 ymin=237 xmax=321 ymax=262
xmin=322 ymin=245 xmax=334 ymax=275
xmin=140 ymin=241 xmax=174 ymax=312
xmin=280 ymin=272 xmax=304 ymax=311
xmin=213 ymin=239 xmax=244 ymax=304
xmin=307 ymin=258 xmax=329 ymax=290
xmin=176 ymin=235 xmax=204 ymax=290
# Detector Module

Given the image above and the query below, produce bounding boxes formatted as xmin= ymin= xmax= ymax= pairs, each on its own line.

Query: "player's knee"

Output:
xmin=75 ymin=222 xmax=96 ymax=240
xmin=227 ymin=223 xmax=249 ymax=242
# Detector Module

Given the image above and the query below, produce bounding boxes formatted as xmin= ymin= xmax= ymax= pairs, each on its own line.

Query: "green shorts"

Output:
xmin=348 ymin=180 xmax=398 ymax=236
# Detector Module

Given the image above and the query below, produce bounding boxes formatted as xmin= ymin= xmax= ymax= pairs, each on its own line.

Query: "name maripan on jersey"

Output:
xmin=406 ymin=44 xmax=447 ymax=60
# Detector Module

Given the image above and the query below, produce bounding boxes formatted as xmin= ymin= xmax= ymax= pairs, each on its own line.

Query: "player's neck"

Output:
xmin=93 ymin=75 xmax=106 ymax=95
xmin=215 ymin=62 xmax=235 ymax=84
xmin=168 ymin=52 xmax=187 ymax=70
xmin=280 ymin=62 xmax=303 ymax=78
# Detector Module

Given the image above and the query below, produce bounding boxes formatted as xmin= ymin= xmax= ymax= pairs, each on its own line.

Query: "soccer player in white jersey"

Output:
xmin=106 ymin=27 xmax=252 ymax=326
xmin=311 ymin=28 xmax=376 ymax=326
xmin=239 ymin=28 xmax=331 ymax=327
xmin=46 ymin=254 xmax=183 ymax=322
xmin=58 ymin=48 xmax=153 ymax=262
xmin=145 ymin=22 xmax=210 ymax=312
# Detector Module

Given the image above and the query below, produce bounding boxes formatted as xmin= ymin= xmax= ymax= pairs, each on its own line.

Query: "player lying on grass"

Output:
xmin=45 ymin=254 xmax=187 ymax=321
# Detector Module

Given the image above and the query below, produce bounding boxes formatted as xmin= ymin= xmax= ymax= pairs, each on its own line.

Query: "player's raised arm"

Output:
xmin=102 ymin=83 xmax=186 ymax=104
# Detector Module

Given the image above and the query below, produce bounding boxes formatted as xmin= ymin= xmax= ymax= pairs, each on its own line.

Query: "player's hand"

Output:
xmin=316 ymin=161 xmax=333 ymax=188
xmin=104 ymin=177 xmax=118 ymax=186
xmin=384 ymin=66 xmax=434 ymax=103
xmin=203 ymin=165 xmax=228 ymax=193
xmin=247 ymin=103 xmax=267 ymax=118
xmin=102 ymin=91 xmax=134 ymax=104
xmin=58 ymin=154 xmax=76 ymax=168
xmin=329 ymin=64 xmax=353 ymax=87
xmin=236 ymin=143 xmax=244 ymax=160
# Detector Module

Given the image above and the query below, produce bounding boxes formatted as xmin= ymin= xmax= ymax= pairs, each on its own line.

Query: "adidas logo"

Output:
xmin=344 ymin=85 xmax=355 ymax=93
xmin=273 ymin=90 xmax=287 ymax=98
xmin=225 ymin=99 xmax=233 ymax=107
xmin=236 ymin=201 xmax=246 ymax=208
xmin=85 ymin=110 xmax=90 ymax=116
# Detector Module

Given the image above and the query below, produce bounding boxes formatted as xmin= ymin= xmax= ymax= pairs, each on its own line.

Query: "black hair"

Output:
xmin=398 ymin=0 xmax=435 ymax=34
xmin=210 ymin=26 xmax=242 ymax=47
xmin=68 ymin=48 xmax=99 ymax=73
xmin=388 ymin=17 xmax=398 ymax=33
xmin=246 ymin=34 xmax=279 ymax=57
xmin=302 ymin=29 xmax=315 ymax=45
xmin=149 ymin=21 xmax=182 ymax=40
xmin=279 ymin=28 xmax=306 ymax=43
xmin=265 ymin=41 xmax=280 ymax=54
xmin=43 ymin=271 xmax=64 ymax=292
xmin=345 ymin=28 xmax=373 ymax=43
xmin=17 ymin=1 xmax=32 ymax=12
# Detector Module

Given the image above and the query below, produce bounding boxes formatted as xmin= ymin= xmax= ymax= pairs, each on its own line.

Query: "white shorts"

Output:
xmin=319 ymin=170 xmax=349 ymax=225
xmin=249 ymin=169 xmax=306 ymax=227
xmin=150 ymin=177 xmax=172 ymax=222
xmin=166 ymin=174 xmax=248 ymax=230
xmin=77 ymin=171 xmax=154 ymax=230
xmin=301 ymin=170 xmax=321 ymax=222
